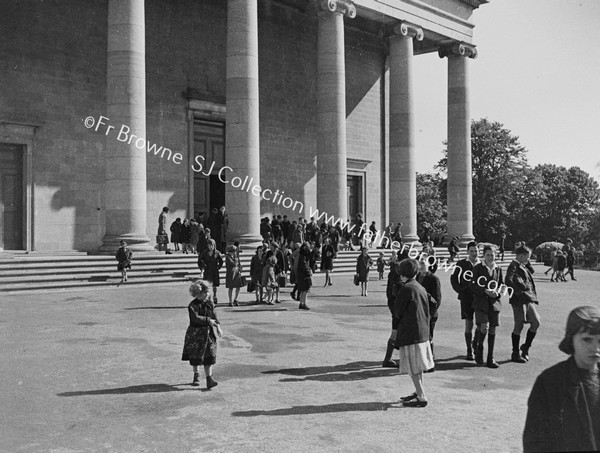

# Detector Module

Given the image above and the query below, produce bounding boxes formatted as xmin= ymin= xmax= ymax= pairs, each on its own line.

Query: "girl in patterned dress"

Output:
xmin=181 ymin=280 xmax=222 ymax=389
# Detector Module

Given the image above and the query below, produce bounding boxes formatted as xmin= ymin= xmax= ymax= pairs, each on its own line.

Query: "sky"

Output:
xmin=412 ymin=0 xmax=600 ymax=181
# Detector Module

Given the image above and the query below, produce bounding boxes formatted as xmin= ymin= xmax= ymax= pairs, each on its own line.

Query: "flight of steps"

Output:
xmin=0 ymin=248 xmax=518 ymax=293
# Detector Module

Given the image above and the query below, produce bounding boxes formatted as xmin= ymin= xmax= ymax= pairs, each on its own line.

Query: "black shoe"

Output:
xmin=520 ymin=345 xmax=530 ymax=361
xmin=486 ymin=359 xmax=499 ymax=369
xmin=424 ymin=367 xmax=435 ymax=373
xmin=191 ymin=373 xmax=200 ymax=387
xmin=382 ymin=360 xmax=398 ymax=368
xmin=206 ymin=376 xmax=218 ymax=389
xmin=400 ymin=393 xmax=417 ymax=402
xmin=402 ymin=398 xmax=428 ymax=408
xmin=475 ymin=352 xmax=484 ymax=365
xmin=511 ymin=353 xmax=527 ymax=363
xmin=299 ymin=305 xmax=310 ymax=310
xmin=466 ymin=351 xmax=474 ymax=361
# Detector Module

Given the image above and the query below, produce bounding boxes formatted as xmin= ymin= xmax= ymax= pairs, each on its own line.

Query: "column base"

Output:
xmin=401 ymin=234 xmax=422 ymax=246
xmin=443 ymin=233 xmax=475 ymax=247
xmin=231 ymin=233 xmax=265 ymax=250
xmin=99 ymin=233 xmax=155 ymax=254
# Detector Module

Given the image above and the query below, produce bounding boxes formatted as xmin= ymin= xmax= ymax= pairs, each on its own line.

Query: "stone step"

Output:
xmin=0 ymin=248 xmax=518 ymax=293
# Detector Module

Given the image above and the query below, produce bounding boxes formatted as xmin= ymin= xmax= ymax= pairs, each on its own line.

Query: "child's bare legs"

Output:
xmin=254 ymin=285 xmax=260 ymax=303
xmin=409 ymin=372 xmax=427 ymax=401
xmin=299 ymin=290 xmax=309 ymax=309
xmin=266 ymin=288 xmax=273 ymax=304
xmin=274 ymin=286 xmax=280 ymax=303
xmin=205 ymin=364 xmax=217 ymax=389
xmin=191 ymin=365 xmax=200 ymax=386
xmin=361 ymin=281 xmax=368 ymax=296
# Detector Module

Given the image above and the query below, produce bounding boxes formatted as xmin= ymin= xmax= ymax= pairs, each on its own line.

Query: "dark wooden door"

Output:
xmin=0 ymin=144 xmax=24 ymax=250
xmin=193 ymin=120 xmax=225 ymax=219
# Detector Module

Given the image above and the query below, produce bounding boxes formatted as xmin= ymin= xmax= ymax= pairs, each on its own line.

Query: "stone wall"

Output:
xmin=0 ymin=0 xmax=388 ymax=251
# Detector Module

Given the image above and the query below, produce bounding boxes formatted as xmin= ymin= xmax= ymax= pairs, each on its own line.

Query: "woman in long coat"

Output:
xmin=417 ymin=258 xmax=442 ymax=372
xmin=197 ymin=239 xmax=223 ymax=304
xmin=225 ymin=245 xmax=243 ymax=307
xmin=320 ymin=237 xmax=336 ymax=287
xmin=180 ymin=219 xmax=191 ymax=254
xmin=250 ymin=246 xmax=265 ymax=304
xmin=189 ymin=219 xmax=201 ymax=254
xmin=394 ymin=258 xmax=434 ymax=407
xmin=356 ymin=247 xmax=373 ymax=296
xmin=170 ymin=218 xmax=182 ymax=251
xmin=296 ymin=242 xmax=313 ymax=310
xmin=181 ymin=279 xmax=222 ymax=389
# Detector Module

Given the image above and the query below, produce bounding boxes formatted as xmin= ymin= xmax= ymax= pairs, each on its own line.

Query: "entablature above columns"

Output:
xmin=350 ymin=0 xmax=485 ymax=49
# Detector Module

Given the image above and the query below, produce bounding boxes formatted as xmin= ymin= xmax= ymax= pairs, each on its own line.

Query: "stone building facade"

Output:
xmin=0 ymin=0 xmax=484 ymax=252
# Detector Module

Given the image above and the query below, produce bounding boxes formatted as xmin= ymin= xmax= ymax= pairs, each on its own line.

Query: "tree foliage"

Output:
xmin=431 ymin=118 xmax=600 ymax=250
xmin=416 ymin=172 xmax=446 ymax=243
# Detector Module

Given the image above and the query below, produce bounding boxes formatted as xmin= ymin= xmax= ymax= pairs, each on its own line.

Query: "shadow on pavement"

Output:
xmin=232 ymin=401 xmax=397 ymax=416
xmin=57 ymin=383 xmax=190 ymax=396
xmin=263 ymin=361 xmax=397 ymax=382
xmin=124 ymin=306 xmax=188 ymax=310
xmin=433 ymin=355 xmax=480 ymax=371
xmin=357 ymin=304 xmax=388 ymax=308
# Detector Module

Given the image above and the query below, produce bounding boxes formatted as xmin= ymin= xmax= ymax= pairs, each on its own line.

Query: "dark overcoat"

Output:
xmin=356 ymin=254 xmax=372 ymax=282
xmin=523 ymin=357 xmax=599 ymax=452
xmin=198 ymin=250 xmax=223 ymax=286
xmin=393 ymin=279 xmax=430 ymax=348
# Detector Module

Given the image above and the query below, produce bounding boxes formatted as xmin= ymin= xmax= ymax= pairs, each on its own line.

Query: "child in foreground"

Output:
xmin=181 ymin=280 xmax=222 ymax=389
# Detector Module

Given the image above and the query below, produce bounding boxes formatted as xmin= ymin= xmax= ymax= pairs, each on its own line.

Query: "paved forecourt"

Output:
xmin=1 ymin=264 xmax=597 ymax=452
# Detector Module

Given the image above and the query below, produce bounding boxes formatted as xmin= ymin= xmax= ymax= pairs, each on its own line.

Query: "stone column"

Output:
xmin=316 ymin=0 xmax=356 ymax=224
xmin=100 ymin=0 xmax=152 ymax=252
xmin=388 ymin=22 xmax=423 ymax=244
xmin=441 ymin=42 xmax=476 ymax=244
xmin=226 ymin=0 xmax=262 ymax=243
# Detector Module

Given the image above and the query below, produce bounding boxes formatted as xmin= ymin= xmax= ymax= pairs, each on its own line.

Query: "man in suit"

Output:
xmin=505 ymin=245 xmax=541 ymax=363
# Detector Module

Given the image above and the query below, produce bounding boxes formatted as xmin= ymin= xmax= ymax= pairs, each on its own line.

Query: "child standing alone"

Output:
xmin=115 ymin=240 xmax=132 ymax=283
xmin=181 ymin=280 xmax=222 ymax=389
xmin=377 ymin=252 xmax=387 ymax=280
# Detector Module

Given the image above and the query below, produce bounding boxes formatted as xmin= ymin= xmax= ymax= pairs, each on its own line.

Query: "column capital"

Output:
xmin=392 ymin=21 xmax=424 ymax=41
xmin=438 ymin=42 xmax=478 ymax=59
xmin=318 ymin=0 xmax=356 ymax=18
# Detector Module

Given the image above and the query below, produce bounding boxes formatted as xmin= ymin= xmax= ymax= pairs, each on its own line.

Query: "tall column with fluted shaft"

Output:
xmin=388 ymin=22 xmax=423 ymax=244
xmin=100 ymin=0 xmax=152 ymax=252
xmin=316 ymin=0 xmax=356 ymax=224
xmin=226 ymin=0 xmax=262 ymax=243
xmin=441 ymin=42 xmax=476 ymax=244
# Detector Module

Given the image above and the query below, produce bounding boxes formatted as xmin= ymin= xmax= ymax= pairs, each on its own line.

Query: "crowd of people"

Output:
xmin=145 ymin=205 xmax=598 ymax=448
xmin=172 ymin=209 xmax=598 ymax=450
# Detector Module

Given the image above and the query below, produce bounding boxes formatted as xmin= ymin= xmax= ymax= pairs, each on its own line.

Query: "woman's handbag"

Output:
xmin=156 ymin=234 xmax=168 ymax=245
xmin=353 ymin=274 xmax=360 ymax=286
xmin=277 ymin=274 xmax=286 ymax=288
xmin=247 ymin=280 xmax=256 ymax=292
